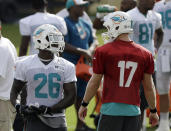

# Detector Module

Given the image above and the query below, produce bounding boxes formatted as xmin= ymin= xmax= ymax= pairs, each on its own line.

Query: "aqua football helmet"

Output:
xmin=102 ymin=11 xmax=133 ymax=43
xmin=33 ymin=24 xmax=65 ymax=54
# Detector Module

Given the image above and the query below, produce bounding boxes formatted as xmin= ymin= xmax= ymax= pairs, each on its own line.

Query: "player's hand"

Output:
xmin=29 ymin=105 xmax=52 ymax=115
xmin=15 ymin=104 xmax=29 ymax=115
xmin=78 ymin=106 xmax=88 ymax=122
xmin=38 ymin=105 xmax=52 ymax=115
xmin=15 ymin=104 xmax=21 ymax=114
xmin=149 ymin=112 xmax=159 ymax=127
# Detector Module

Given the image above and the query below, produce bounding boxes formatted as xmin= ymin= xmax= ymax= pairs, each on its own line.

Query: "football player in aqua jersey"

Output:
xmin=79 ymin=11 xmax=158 ymax=131
xmin=10 ymin=24 xmax=77 ymax=131
xmin=127 ymin=0 xmax=163 ymax=130
xmin=153 ymin=0 xmax=171 ymax=131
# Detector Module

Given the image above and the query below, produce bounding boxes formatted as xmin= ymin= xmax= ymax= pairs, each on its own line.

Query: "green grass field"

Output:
xmin=1 ymin=23 xmax=163 ymax=131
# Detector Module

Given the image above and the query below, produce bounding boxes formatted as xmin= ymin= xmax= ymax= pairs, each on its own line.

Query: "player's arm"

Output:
xmin=78 ymin=73 xmax=102 ymax=121
xmin=155 ymin=28 xmax=163 ymax=50
xmin=50 ymin=81 xmax=76 ymax=113
xmin=88 ymin=39 xmax=99 ymax=56
xmin=10 ymin=79 xmax=26 ymax=106
xmin=19 ymin=36 xmax=30 ymax=56
xmin=64 ymin=43 xmax=92 ymax=60
xmin=142 ymin=73 xmax=159 ymax=126
xmin=82 ymin=73 xmax=103 ymax=104
xmin=142 ymin=73 xmax=156 ymax=109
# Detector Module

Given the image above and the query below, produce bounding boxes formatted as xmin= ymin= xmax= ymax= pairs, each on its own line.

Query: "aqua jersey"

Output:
xmin=101 ymin=103 xmax=141 ymax=116
xmin=63 ymin=17 xmax=93 ymax=65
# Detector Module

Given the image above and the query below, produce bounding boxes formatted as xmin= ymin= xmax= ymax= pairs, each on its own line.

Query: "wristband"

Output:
xmin=81 ymin=101 xmax=89 ymax=107
xmin=150 ymin=108 xmax=157 ymax=113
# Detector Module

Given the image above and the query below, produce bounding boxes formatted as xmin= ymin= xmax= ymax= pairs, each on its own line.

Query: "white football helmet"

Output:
xmin=102 ymin=11 xmax=133 ymax=43
xmin=33 ymin=24 xmax=65 ymax=54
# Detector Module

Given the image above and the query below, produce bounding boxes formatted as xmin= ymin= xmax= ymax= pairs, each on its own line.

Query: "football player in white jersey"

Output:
xmin=19 ymin=0 xmax=67 ymax=56
xmin=127 ymin=0 xmax=163 ymax=130
xmin=10 ymin=24 xmax=77 ymax=131
xmin=153 ymin=0 xmax=171 ymax=131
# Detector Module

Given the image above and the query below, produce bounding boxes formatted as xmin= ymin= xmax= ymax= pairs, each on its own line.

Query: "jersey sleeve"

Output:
xmin=82 ymin=11 xmax=93 ymax=28
xmin=0 ymin=39 xmax=17 ymax=78
xmin=153 ymin=11 xmax=162 ymax=30
xmin=64 ymin=62 xmax=77 ymax=83
xmin=56 ymin=16 xmax=68 ymax=35
xmin=0 ymin=48 xmax=9 ymax=78
xmin=9 ymin=40 xmax=17 ymax=61
xmin=126 ymin=11 xmax=135 ymax=40
xmin=93 ymin=48 xmax=105 ymax=74
xmin=56 ymin=9 xmax=69 ymax=18
xmin=19 ymin=17 xmax=31 ymax=36
xmin=64 ymin=18 xmax=70 ymax=43
xmin=153 ymin=2 xmax=160 ymax=12
xmin=144 ymin=52 xmax=154 ymax=74
xmin=15 ymin=60 xmax=27 ymax=82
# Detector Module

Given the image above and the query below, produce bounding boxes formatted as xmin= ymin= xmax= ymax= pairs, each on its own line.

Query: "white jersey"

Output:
xmin=127 ymin=7 xmax=162 ymax=56
xmin=15 ymin=54 xmax=77 ymax=117
xmin=0 ymin=37 xmax=17 ymax=100
xmin=19 ymin=12 xmax=67 ymax=55
xmin=154 ymin=0 xmax=171 ymax=47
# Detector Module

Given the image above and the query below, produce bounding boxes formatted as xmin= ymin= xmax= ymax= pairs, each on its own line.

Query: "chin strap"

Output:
xmin=38 ymin=57 xmax=53 ymax=62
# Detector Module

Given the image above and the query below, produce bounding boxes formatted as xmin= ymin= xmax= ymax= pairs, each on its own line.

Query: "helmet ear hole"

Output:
xmin=115 ymin=26 xmax=119 ymax=30
xmin=46 ymin=36 xmax=49 ymax=42
xmin=37 ymin=40 xmax=41 ymax=43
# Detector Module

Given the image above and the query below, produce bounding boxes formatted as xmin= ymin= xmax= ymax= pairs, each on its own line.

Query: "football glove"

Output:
xmin=29 ymin=105 xmax=52 ymax=115
xmin=15 ymin=104 xmax=52 ymax=116
xmin=15 ymin=104 xmax=32 ymax=116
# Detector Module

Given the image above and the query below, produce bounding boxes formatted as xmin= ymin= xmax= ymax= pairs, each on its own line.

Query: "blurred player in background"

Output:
xmin=19 ymin=0 xmax=67 ymax=56
xmin=153 ymin=0 xmax=171 ymax=131
xmin=93 ymin=4 xmax=118 ymax=30
xmin=0 ymin=21 xmax=17 ymax=131
xmin=93 ymin=0 xmax=136 ymax=30
xmin=120 ymin=0 xmax=137 ymax=12
xmin=10 ymin=24 xmax=77 ymax=131
xmin=127 ymin=0 xmax=163 ymax=130
xmin=79 ymin=11 xmax=159 ymax=131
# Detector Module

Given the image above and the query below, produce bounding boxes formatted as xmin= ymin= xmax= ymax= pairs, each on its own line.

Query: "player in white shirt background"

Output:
xmin=10 ymin=24 xmax=77 ymax=131
xmin=127 ymin=0 xmax=163 ymax=130
xmin=153 ymin=0 xmax=171 ymax=131
xmin=19 ymin=0 xmax=67 ymax=56
xmin=0 ymin=21 xmax=18 ymax=131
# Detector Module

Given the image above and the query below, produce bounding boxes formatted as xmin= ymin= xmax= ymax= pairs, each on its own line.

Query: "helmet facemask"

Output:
xmin=33 ymin=24 xmax=65 ymax=56
xmin=47 ymin=33 xmax=65 ymax=55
